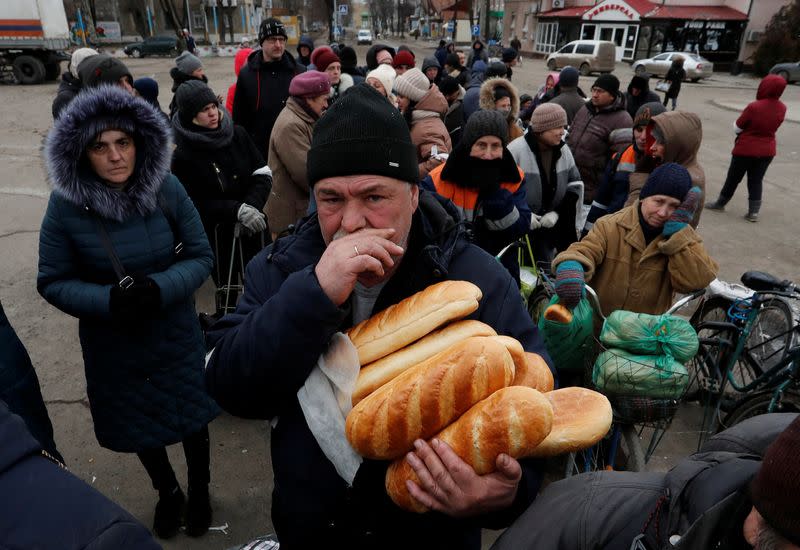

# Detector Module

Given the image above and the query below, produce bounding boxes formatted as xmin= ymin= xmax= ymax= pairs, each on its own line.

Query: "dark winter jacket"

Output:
xmin=508 ymin=133 xmax=583 ymax=257
xmin=443 ymin=86 xmax=466 ymax=147
xmin=37 ymin=86 xmax=219 ymax=452
xmin=205 ymin=191 xmax=553 ymax=550
xmin=492 ymin=413 xmax=798 ymax=550
xmin=584 ymin=142 xmax=637 ymax=235
xmin=624 ymin=75 xmax=661 ymax=120
xmin=0 ymin=300 xmax=61 ymax=460
xmin=462 ymin=60 xmax=487 ymax=121
xmin=233 ymin=49 xmax=305 ymax=155
xmin=52 ymin=72 xmax=82 ymax=119
xmin=549 ymin=87 xmax=588 ymax=126
xmin=664 ymin=61 xmax=686 ymax=98
xmin=566 ymin=94 xmax=632 ymax=203
xmin=434 ymin=44 xmax=448 ymax=68
xmin=171 ymin=114 xmax=270 ymax=239
xmin=466 ymin=40 xmax=488 ymax=68
xmin=167 ymin=67 xmax=208 ymax=119
xmin=0 ymin=400 xmax=162 ymax=550
xmin=731 ymin=75 xmax=787 ymax=158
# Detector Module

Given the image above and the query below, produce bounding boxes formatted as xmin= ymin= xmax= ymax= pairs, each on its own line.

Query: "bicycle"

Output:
xmin=690 ymin=271 xmax=800 ymax=445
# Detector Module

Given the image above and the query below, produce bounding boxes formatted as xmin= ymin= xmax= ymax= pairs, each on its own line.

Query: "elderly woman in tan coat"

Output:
xmin=552 ymin=163 xmax=717 ymax=317
xmin=266 ymin=71 xmax=330 ymax=239
xmin=394 ymin=67 xmax=451 ymax=180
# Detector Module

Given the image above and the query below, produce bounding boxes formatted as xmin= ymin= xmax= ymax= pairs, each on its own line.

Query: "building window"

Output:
xmin=535 ymin=21 xmax=559 ymax=53
xmin=581 ymin=24 xmax=595 ymax=40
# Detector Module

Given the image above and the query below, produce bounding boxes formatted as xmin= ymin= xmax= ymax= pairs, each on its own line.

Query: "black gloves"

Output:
xmin=109 ymin=277 xmax=161 ymax=321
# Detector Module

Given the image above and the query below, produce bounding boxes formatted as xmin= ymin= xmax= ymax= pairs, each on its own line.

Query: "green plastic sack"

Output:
xmin=592 ymin=348 xmax=689 ymax=399
xmin=538 ymin=296 xmax=594 ymax=371
xmin=519 ymin=266 xmax=537 ymax=302
xmin=599 ymin=311 xmax=699 ymax=363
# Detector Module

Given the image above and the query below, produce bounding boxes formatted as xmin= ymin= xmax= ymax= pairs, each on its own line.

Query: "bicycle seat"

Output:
xmin=741 ymin=271 xmax=791 ymax=292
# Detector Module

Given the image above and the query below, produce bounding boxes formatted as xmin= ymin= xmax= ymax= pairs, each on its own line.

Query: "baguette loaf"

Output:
xmin=353 ymin=320 xmax=497 ymax=405
xmin=544 ymin=304 xmax=573 ymax=323
xmin=345 ymin=337 xmax=514 ymax=460
xmin=515 ymin=352 xmax=555 ymax=392
xmin=347 ymin=280 xmax=482 ymax=366
xmin=385 ymin=386 xmax=554 ymax=513
xmin=528 ymin=387 xmax=612 ymax=457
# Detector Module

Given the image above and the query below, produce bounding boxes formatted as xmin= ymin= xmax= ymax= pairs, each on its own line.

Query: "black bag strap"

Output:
xmin=92 ymin=216 xmax=133 ymax=289
xmin=157 ymin=192 xmax=184 ymax=256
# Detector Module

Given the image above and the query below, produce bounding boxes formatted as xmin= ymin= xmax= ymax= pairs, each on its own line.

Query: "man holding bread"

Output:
xmin=205 ymin=84 xmax=553 ymax=549
xmin=551 ymin=163 xmax=718 ymax=317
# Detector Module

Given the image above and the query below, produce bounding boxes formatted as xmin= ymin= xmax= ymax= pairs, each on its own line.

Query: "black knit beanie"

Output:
xmin=461 ymin=110 xmax=509 ymax=149
xmin=307 ymin=84 xmax=419 ymax=185
xmin=79 ymin=54 xmax=133 ymax=88
xmin=750 ymin=415 xmax=800 ymax=546
xmin=175 ymin=80 xmax=218 ymax=125
xmin=593 ymin=73 xmax=620 ymax=96
xmin=639 ymin=162 xmax=691 ymax=201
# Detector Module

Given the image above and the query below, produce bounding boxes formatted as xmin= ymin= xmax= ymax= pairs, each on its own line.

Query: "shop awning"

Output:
xmin=644 ymin=5 xmax=748 ymax=21
xmin=538 ymin=6 xmax=591 ymax=18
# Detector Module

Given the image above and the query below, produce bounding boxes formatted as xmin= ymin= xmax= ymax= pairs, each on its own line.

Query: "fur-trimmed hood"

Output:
xmin=45 ymin=85 xmax=173 ymax=223
xmin=479 ymin=77 xmax=520 ymax=122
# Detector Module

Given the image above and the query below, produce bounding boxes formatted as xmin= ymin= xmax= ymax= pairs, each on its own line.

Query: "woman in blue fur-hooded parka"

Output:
xmin=37 ymin=85 xmax=219 ymax=539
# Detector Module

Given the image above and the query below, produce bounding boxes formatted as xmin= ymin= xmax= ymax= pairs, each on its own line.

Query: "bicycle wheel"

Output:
xmin=745 ymin=297 xmax=794 ymax=374
xmin=722 ymin=389 xmax=800 ymax=429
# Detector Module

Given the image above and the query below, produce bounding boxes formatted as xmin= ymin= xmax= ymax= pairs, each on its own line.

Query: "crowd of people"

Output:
xmin=1 ymin=17 xmax=794 ymax=550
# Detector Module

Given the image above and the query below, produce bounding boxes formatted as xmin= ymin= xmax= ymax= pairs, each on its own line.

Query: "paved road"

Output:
xmin=0 ymin=41 xmax=797 ymax=549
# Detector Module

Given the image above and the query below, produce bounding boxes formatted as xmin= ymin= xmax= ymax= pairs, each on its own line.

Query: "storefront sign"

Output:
xmin=583 ymin=1 xmax=640 ymax=22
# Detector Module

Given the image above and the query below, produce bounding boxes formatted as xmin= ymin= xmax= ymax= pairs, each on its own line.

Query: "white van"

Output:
xmin=545 ymin=40 xmax=616 ymax=75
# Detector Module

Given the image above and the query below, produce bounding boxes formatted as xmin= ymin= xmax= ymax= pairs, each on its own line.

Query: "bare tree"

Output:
xmin=156 ymin=0 xmax=186 ymax=36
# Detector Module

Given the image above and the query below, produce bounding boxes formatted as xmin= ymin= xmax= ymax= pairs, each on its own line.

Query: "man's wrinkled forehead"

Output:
xmin=315 ymin=174 xmax=411 ymax=195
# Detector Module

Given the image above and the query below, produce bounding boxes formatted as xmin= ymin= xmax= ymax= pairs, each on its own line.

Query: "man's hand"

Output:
xmin=404 ymin=438 xmax=521 ymax=517
xmin=663 ymin=186 xmax=702 ymax=237
xmin=314 ymin=228 xmax=404 ymax=306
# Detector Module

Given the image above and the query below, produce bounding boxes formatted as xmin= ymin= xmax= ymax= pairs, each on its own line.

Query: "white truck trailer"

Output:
xmin=0 ymin=0 xmax=71 ymax=84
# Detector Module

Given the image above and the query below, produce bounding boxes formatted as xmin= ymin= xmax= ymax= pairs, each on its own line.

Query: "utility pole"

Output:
xmin=398 ymin=0 xmax=404 ymax=38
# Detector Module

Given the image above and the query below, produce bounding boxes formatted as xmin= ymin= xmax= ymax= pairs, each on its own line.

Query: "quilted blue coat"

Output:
xmin=37 ymin=86 xmax=219 ymax=452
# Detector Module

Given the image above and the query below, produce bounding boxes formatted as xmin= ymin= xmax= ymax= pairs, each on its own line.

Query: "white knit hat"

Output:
xmin=394 ymin=67 xmax=430 ymax=102
xmin=70 ymin=47 xmax=99 ymax=79
xmin=366 ymin=64 xmax=397 ymax=97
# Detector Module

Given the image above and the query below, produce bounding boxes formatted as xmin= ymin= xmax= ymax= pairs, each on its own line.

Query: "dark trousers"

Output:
xmin=720 ymin=155 xmax=773 ymax=202
xmin=137 ymin=426 xmax=210 ymax=494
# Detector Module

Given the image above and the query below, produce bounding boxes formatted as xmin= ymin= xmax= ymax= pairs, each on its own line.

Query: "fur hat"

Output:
xmin=640 ymin=162 xmax=692 ymax=201
xmin=175 ymin=80 xmax=218 ymax=125
xmin=593 ymin=73 xmax=620 ymax=95
xmin=750 ymin=415 xmax=800 ymax=546
xmin=70 ymin=47 xmax=98 ymax=79
xmin=175 ymin=51 xmax=202 ymax=76
xmin=366 ymin=64 xmax=397 ymax=96
xmin=289 ymin=70 xmax=331 ymax=98
xmin=461 ymin=110 xmax=509 ymax=148
xmin=259 ymin=18 xmax=287 ymax=44
xmin=394 ymin=68 xmax=430 ymax=102
xmin=78 ymin=54 xmax=133 ymax=89
xmin=307 ymin=84 xmax=418 ymax=185
xmin=531 ymin=103 xmax=567 ymax=133
xmin=559 ymin=66 xmax=580 ymax=88
xmin=311 ymin=46 xmax=340 ymax=72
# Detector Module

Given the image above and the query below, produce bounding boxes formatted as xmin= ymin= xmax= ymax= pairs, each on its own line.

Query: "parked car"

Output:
xmin=632 ymin=52 xmax=713 ymax=82
xmin=769 ymin=61 xmax=800 ymax=83
xmin=123 ymin=35 xmax=178 ymax=58
xmin=546 ymin=40 xmax=616 ymax=76
xmin=357 ymin=29 xmax=373 ymax=45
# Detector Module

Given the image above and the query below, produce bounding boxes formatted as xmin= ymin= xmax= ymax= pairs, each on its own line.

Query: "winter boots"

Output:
xmin=705 ymin=196 xmax=730 ymax=211
xmin=153 ymin=486 xmax=185 ymax=539
xmin=745 ymin=200 xmax=761 ymax=222
xmin=185 ymin=485 xmax=212 ymax=537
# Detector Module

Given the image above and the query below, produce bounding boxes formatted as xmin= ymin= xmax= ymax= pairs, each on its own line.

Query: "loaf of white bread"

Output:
xmin=345 ymin=337 xmax=515 ymax=460
xmin=346 ymin=280 xmax=482 ymax=366
xmin=528 ymin=387 xmax=613 ymax=457
xmin=385 ymin=386 xmax=554 ymax=513
xmin=352 ymin=320 xmax=497 ymax=405
xmin=490 ymin=336 xmax=554 ymax=392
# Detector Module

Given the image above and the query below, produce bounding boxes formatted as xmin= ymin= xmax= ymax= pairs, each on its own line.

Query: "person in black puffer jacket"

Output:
xmin=171 ymin=81 xmax=272 ymax=307
xmin=51 ymin=47 xmax=98 ymax=119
